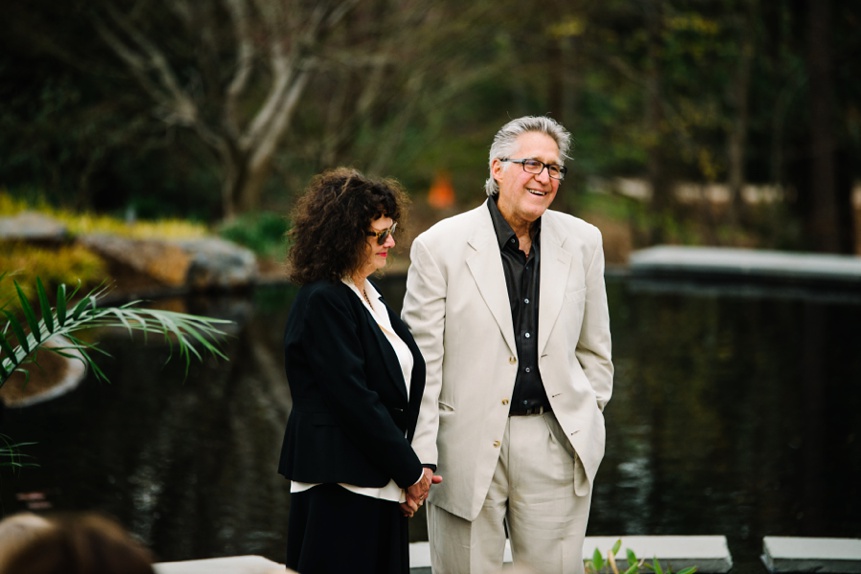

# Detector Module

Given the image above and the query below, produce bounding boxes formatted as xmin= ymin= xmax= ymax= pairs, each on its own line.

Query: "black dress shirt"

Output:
xmin=487 ymin=198 xmax=550 ymax=413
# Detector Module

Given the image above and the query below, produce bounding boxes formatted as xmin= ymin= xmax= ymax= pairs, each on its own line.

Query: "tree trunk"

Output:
xmin=727 ymin=0 xmax=756 ymax=227
xmin=807 ymin=0 xmax=840 ymax=252
xmin=645 ymin=0 xmax=668 ymax=244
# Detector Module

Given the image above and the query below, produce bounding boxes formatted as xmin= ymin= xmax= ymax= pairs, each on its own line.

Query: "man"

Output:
xmin=402 ymin=116 xmax=613 ymax=573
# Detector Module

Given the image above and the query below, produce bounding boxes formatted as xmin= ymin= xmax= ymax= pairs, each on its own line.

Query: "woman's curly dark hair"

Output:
xmin=287 ymin=167 xmax=409 ymax=285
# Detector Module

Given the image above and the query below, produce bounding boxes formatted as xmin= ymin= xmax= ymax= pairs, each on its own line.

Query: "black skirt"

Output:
xmin=286 ymin=483 xmax=409 ymax=574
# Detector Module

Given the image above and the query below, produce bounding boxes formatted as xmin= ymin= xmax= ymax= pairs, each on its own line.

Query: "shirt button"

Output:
xmin=509 ymin=356 xmax=516 ymax=364
xmin=524 ymin=298 xmax=529 ymax=304
xmin=524 ymin=332 xmax=531 ymax=339
xmin=493 ymin=440 xmax=501 ymax=448
xmin=502 ymin=398 xmax=509 ymax=405
xmin=524 ymin=367 xmax=531 ymax=373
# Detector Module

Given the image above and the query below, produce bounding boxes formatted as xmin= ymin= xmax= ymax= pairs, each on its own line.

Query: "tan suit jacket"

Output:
xmin=402 ymin=201 xmax=613 ymax=521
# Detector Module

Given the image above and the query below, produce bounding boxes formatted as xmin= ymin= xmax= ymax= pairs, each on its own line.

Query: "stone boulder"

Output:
xmin=79 ymin=234 xmax=193 ymax=287
xmin=0 ymin=212 xmax=68 ymax=243
xmin=79 ymin=234 xmax=258 ymax=291
xmin=175 ymin=237 xmax=259 ymax=290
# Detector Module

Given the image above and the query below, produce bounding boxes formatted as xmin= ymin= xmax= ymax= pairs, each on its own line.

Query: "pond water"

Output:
xmin=1 ymin=273 xmax=859 ymax=571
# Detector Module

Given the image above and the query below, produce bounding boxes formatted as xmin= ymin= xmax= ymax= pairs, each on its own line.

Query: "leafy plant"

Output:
xmin=1 ymin=278 xmax=230 ymax=387
xmin=0 ymin=435 xmax=36 ymax=471
xmin=0 ymin=272 xmax=233 ymax=467
xmin=585 ymin=539 xmax=697 ymax=574
xmin=0 ymin=243 xmax=107 ymax=302
xmin=217 ymin=211 xmax=289 ymax=259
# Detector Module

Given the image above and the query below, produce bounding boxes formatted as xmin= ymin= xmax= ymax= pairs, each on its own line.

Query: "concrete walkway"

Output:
xmin=762 ymin=537 xmax=861 ymax=573
xmin=155 ymin=536 xmax=861 ymax=574
xmin=409 ymin=535 xmax=732 ymax=573
xmin=629 ymin=245 xmax=861 ymax=285
xmin=152 ymin=535 xmax=861 ymax=573
xmin=154 ymin=555 xmax=285 ymax=574
xmin=153 ymin=535 xmax=733 ymax=573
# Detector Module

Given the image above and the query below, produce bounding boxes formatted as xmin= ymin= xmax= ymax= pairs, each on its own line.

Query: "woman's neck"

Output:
xmin=348 ymin=274 xmax=373 ymax=308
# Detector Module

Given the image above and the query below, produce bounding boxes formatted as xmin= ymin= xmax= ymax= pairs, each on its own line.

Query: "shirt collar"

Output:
xmin=487 ymin=196 xmax=542 ymax=250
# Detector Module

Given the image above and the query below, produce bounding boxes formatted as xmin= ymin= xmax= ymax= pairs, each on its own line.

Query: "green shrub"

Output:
xmin=0 ymin=243 xmax=107 ymax=303
xmin=585 ymin=539 xmax=698 ymax=574
xmin=218 ymin=211 xmax=289 ymax=258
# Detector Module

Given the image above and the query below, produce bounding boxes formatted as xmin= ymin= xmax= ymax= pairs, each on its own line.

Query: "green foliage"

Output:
xmin=0 ymin=190 xmax=212 ymax=299
xmin=0 ymin=434 xmax=36 ymax=471
xmin=0 ymin=278 xmax=231 ymax=387
xmin=585 ymin=539 xmax=697 ymax=574
xmin=2 ymin=1 xmax=859 ymax=249
xmin=218 ymin=211 xmax=289 ymax=259
xmin=0 ymin=243 xmax=107 ymax=302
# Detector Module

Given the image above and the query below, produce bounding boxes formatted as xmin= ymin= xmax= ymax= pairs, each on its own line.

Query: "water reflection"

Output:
xmin=0 ymin=276 xmax=859 ymax=569
xmin=592 ymin=277 xmax=861 ymax=571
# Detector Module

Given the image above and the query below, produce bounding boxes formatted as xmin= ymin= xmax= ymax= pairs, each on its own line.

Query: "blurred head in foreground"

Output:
xmin=0 ymin=512 xmax=55 ymax=567
xmin=0 ymin=512 xmax=154 ymax=574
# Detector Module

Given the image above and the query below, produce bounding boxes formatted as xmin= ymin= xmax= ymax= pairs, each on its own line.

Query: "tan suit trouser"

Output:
xmin=428 ymin=412 xmax=592 ymax=574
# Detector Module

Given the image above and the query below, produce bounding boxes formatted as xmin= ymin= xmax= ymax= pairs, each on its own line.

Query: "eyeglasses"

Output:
xmin=366 ymin=222 xmax=397 ymax=245
xmin=500 ymin=158 xmax=567 ymax=180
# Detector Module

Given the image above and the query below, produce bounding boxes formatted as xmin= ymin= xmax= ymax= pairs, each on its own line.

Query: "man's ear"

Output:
xmin=490 ymin=158 xmax=504 ymax=183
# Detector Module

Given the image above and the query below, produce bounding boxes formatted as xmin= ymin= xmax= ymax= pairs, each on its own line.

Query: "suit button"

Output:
xmin=501 ymin=398 xmax=509 ymax=405
xmin=493 ymin=440 xmax=501 ymax=448
xmin=508 ymin=356 xmax=516 ymax=365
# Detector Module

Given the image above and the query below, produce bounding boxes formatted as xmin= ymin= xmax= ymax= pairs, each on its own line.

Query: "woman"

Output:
xmin=277 ymin=167 xmax=433 ymax=574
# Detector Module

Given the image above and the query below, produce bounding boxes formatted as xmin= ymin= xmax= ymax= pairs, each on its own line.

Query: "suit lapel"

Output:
xmin=466 ymin=204 xmax=517 ymax=356
xmin=539 ymin=213 xmax=573 ymax=354
xmin=390 ymin=310 xmax=425 ymax=406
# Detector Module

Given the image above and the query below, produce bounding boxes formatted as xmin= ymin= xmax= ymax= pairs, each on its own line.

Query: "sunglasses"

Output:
xmin=366 ymin=222 xmax=397 ymax=245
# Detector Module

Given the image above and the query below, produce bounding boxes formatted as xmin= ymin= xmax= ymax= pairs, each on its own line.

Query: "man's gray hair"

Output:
xmin=484 ymin=116 xmax=571 ymax=197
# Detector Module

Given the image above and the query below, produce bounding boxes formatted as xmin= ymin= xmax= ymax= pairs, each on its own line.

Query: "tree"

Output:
xmin=805 ymin=0 xmax=840 ymax=252
xmin=757 ymin=0 xmax=859 ymax=253
xmin=725 ymin=0 xmax=757 ymax=227
xmin=84 ymin=0 xmax=358 ymax=219
xmin=279 ymin=1 xmax=508 ymax=199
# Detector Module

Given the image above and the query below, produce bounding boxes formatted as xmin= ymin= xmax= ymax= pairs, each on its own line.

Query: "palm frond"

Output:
xmin=0 ymin=434 xmax=38 ymax=471
xmin=1 ymin=278 xmax=232 ymax=388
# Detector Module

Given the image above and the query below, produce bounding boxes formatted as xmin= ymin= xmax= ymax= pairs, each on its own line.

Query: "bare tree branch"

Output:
xmin=100 ymin=6 xmax=199 ymax=126
xmin=223 ymin=0 xmax=256 ymax=137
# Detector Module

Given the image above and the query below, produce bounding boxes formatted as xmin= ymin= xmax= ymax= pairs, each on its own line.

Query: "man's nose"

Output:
xmin=534 ymin=166 xmax=552 ymax=183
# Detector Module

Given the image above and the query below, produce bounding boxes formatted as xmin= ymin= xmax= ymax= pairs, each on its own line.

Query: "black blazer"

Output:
xmin=277 ymin=279 xmax=426 ymax=489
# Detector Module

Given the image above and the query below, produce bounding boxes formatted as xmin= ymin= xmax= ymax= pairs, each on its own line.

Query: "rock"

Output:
xmin=79 ymin=234 xmax=192 ymax=287
xmin=79 ymin=234 xmax=258 ymax=291
xmin=0 ymin=212 xmax=68 ymax=242
xmin=176 ymin=237 xmax=258 ymax=290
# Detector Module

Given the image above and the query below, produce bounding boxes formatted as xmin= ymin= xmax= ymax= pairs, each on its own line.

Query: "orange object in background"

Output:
xmin=428 ymin=171 xmax=456 ymax=209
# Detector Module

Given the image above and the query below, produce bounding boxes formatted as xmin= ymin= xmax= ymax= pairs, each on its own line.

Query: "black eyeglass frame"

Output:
xmin=366 ymin=221 xmax=397 ymax=245
xmin=500 ymin=158 xmax=568 ymax=180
